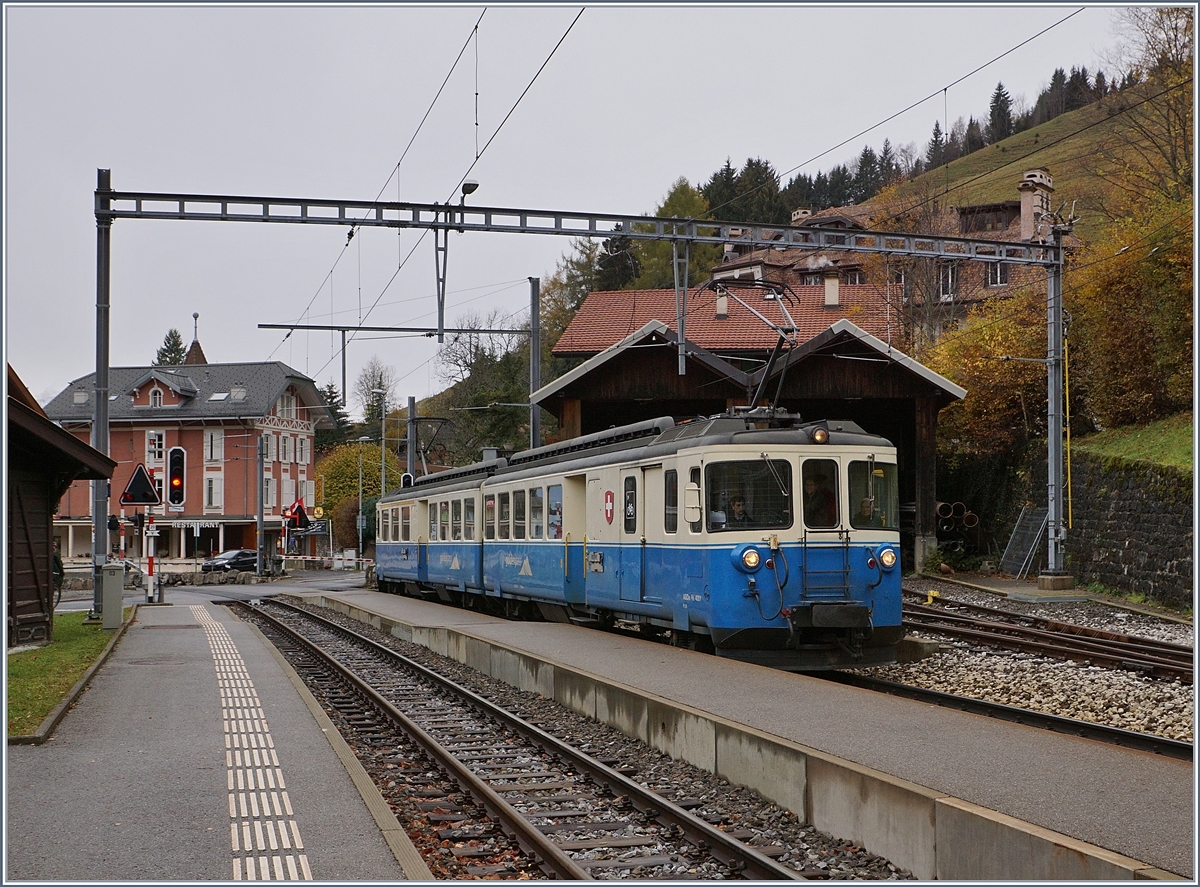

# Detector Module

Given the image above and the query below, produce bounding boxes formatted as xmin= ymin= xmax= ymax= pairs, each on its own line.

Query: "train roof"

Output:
xmin=381 ymin=412 xmax=895 ymax=502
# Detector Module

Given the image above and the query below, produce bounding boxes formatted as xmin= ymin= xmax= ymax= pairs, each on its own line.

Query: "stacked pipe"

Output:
xmin=936 ymin=501 xmax=979 ymax=533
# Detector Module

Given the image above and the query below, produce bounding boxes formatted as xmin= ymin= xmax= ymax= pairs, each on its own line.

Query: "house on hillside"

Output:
xmin=8 ymin=365 xmax=114 ymax=646
xmin=43 ymin=337 xmax=333 ymax=563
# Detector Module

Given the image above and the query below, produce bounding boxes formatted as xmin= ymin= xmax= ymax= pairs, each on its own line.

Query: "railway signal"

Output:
xmin=167 ymin=447 xmax=186 ymax=506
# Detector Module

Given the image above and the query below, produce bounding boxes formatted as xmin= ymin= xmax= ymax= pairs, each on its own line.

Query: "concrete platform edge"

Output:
xmin=8 ymin=604 xmax=139 ymax=746
xmin=247 ymin=620 xmax=434 ymax=880
xmin=310 ymin=594 xmax=1182 ymax=881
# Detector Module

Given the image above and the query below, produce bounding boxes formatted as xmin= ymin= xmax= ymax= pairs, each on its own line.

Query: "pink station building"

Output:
xmin=43 ymin=340 xmax=333 ymax=564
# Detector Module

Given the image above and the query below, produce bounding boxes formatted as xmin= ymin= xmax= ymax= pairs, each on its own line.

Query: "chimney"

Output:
xmin=823 ymin=267 xmax=840 ymax=307
xmin=715 ymin=288 xmax=728 ymax=319
xmin=1018 ymin=168 xmax=1054 ymax=241
xmin=791 ymin=207 xmax=813 ymax=225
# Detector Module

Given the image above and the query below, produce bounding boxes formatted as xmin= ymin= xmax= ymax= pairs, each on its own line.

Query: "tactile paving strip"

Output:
xmin=191 ymin=606 xmax=313 ymax=880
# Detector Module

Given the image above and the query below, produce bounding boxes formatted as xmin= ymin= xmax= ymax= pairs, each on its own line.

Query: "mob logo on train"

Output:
xmin=604 ymin=490 xmax=615 ymax=524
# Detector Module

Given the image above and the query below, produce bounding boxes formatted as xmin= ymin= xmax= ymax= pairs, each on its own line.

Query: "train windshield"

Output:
xmin=705 ymin=460 xmax=793 ymax=531
xmin=848 ymin=460 xmax=900 ymax=530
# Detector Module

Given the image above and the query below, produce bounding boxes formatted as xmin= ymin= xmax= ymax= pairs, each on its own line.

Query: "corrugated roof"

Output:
xmin=552 ymin=283 xmax=901 ymax=357
xmin=43 ymin=361 xmax=333 ymax=428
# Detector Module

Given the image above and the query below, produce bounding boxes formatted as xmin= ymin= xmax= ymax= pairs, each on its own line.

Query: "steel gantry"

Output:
xmin=88 ymin=170 xmax=1071 ymax=609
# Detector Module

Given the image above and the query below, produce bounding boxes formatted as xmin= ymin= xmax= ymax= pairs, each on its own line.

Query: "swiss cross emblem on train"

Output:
xmin=604 ymin=490 xmax=615 ymax=524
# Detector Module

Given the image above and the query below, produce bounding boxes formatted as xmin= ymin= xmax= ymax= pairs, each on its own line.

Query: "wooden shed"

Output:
xmin=532 ymin=320 xmax=964 ymax=570
xmin=8 ymin=365 xmax=114 ymax=647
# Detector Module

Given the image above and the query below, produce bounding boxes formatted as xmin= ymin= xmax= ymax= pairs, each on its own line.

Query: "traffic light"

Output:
xmin=167 ymin=447 xmax=186 ymax=506
xmin=134 ymin=512 xmax=145 ymax=531
xmin=108 ymin=515 xmax=120 ymax=531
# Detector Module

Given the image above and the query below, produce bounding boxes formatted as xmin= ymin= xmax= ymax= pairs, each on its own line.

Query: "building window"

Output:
xmin=263 ymin=434 xmax=274 ymax=462
xmin=842 ymin=269 xmax=866 ymax=285
xmin=150 ymin=388 xmax=164 ymax=407
xmin=204 ymin=430 xmax=223 ymax=462
xmin=278 ymin=394 xmax=296 ymax=419
xmin=297 ymin=437 xmax=308 ymax=465
xmin=939 ymin=263 xmax=957 ymax=301
xmin=263 ymin=477 xmax=275 ymax=509
xmin=147 ymin=432 xmax=165 ymax=463
xmin=800 ymin=273 xmax=822 ymax=286
xmin=281 ymin=435 xmax=291 ymax=463
xmin=73 ymin=389 xmax=88 ymax=404
xmin=152 ymin=477 xmax=164 ymax=515
xmin=205 ymin=477 xmax=223 ymax=508
xmin=986 ymin=262 xmax=1009 ymax=287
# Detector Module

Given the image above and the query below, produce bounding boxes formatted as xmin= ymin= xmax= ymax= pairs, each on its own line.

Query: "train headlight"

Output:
xmin=732 ymin=545 xmax=764 ymax=573
xmin=878 ymin=547 xmax=898 ymax=570
xmin=812 ymin=427 xmax=829 ymax=444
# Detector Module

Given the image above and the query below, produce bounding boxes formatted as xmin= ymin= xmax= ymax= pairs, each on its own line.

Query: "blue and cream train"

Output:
xmin=374 ymin=411 xmax=904 ymax=671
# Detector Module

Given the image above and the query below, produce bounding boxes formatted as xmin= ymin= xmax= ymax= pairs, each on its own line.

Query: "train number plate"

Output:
xmin=587 ymin=551 xmax=605 ymax=573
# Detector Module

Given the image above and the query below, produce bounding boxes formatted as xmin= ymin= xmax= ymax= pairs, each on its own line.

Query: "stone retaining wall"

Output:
xmin=1064 ymin=454 xmax=1192 ymax=608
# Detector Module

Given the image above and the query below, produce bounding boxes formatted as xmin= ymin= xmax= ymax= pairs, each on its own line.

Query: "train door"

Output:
xmin=560 ymin=475 xmax=586 ymax=604
xmin=640 ymin=465 xmax=664 ymax=603
xmin=414 ymin=500 xmax=429 ymax=582
xmin=619 ymin=470 xmax=644 ymax=602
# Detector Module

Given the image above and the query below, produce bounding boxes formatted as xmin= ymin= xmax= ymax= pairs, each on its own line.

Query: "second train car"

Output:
xmin=374 ymin=411 xmax=904 ymax=670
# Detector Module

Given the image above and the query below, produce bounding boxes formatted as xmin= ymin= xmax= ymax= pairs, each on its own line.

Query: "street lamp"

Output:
xmin=356 ymin=435 xmax=370 ymax=561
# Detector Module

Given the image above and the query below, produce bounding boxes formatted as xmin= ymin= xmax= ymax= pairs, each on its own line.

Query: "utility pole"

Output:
xmin=1039 ymin=222 xmax=1073 ymax=590
xmin=407 ymin=396 xmax=417 ymax=478
xmin=256 ymin=435 xmax=265 ymax=576
xmin=529 ymin=277 xmax=541 ymax=450
xmin=90 ymin=169 xmax=113 ymax=618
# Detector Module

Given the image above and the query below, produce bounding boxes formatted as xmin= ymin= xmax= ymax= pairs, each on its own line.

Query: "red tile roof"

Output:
xmin=552 ymin=284 xmax=904 ymax=357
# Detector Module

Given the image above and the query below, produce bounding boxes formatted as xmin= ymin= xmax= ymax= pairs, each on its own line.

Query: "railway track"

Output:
xmin=901 ymin=591 xmax=1193 ymax=684
xmin=232 ymin=599 xmax=806 ymax=880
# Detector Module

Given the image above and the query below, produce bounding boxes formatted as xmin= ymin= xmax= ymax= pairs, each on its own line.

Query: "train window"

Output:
xmin=440 ymin=501 xmax=450 ymax=541
xmin=513 ymin=490 xmax=526 ymax=540
xmin=391 ymin=507 xmax=400 ymax=541
xmin=623 ymin=476 xmax=637 ymax=533
xmin=452 ymin=500 xmax=462 ymax=540
xmin=689 ymin=468 xmax=702 ymax=532
xmin=529 ymin=487 xmax=544 ymax=539
xmin=705 ymin=460 xmax=793 ymax=531
xmin=484 ymin=495 xmax=496 ymax=540
xmin=401 ymin=506 xmax=410 ymax=541
xmin=430 ymin=503 xmax=440 ymax=541
xmin=547 ymin=485 xmax=563 ymax=539
xmin=464 ymin=497 xmax=476 ymax=540
xmin=802 ymin=459 xmax=839 ymax=529
xmin=498 ymin=492 xmax=511 ymax=540
xmin=381 ymin=508 xmax=390 ymax=542
xmin=849 ymin=460 xmax=900 ymax=530
xmin=664 ymin=470 xmax=678 ymax=533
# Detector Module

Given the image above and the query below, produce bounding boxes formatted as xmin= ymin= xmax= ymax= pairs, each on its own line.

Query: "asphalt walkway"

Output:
xmin=6 ymin=586 xmax=418 ymax=881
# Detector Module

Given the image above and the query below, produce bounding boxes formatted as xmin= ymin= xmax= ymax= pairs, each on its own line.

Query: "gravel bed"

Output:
xmin=886 ymin=579 xmax=1195 ymax=742
xmin=280 ymin=596 xmax=914 ymax=880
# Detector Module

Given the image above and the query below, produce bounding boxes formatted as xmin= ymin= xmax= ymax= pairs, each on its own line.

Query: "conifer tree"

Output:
xmin=986 ymin=82 xmax=1014 ymax=143
xmin=153 ymin=329 xmax=186 ymax=366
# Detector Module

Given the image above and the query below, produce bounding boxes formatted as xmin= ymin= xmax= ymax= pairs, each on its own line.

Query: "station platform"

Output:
xmin=7 ymin=573 xmax=1193 ymax=881
xmin=5 ymin=585 xmax=426 ymax=881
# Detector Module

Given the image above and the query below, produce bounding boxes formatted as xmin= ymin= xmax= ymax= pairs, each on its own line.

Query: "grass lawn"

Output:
xmin=6 ymin=609 xmax=129 ymax=737
xmin=1073 ymin=412 xmax=1193 ymax=473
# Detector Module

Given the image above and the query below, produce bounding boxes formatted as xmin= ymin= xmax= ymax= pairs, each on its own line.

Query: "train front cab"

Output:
xmin=694 ymin=445 xmax=905 ymax=670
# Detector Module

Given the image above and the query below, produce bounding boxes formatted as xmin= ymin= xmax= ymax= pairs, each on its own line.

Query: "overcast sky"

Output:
xmin=4 ymin=3 xmax=1117 ymax=415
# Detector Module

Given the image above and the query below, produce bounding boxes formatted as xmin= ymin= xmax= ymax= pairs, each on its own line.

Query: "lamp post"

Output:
xmin=356 ymin=435 xmax=370 ymax=560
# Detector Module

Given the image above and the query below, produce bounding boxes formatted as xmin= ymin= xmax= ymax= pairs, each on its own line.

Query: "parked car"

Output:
xmin=200 ymin=549 xmax=258 ymax=573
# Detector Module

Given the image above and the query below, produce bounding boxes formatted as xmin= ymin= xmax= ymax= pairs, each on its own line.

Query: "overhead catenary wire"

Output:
xmin=266 ymin=9 xmax=489 ymax=362
xmin=700 ymin=8 xmax=1087 ymax=222
xmin=305 ymin=8 xmax=585 ymax=388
